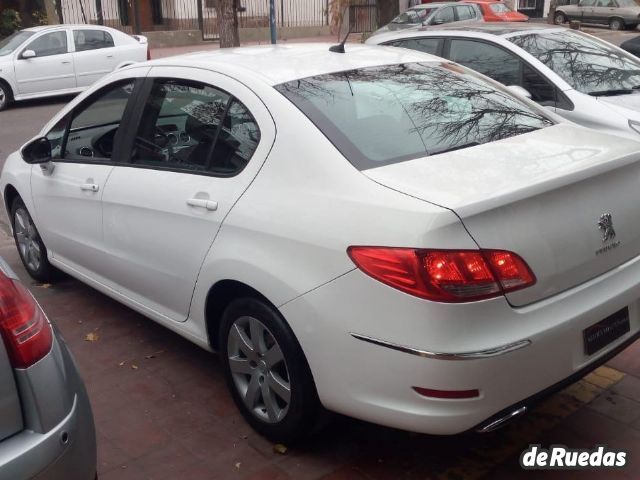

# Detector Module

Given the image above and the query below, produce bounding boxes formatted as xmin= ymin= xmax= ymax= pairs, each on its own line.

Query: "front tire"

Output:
xmin=554 ymin=12 xmax=566 ymax=24
xmin=610 ymin=17 xmax=624 ymax=30
xmin=11 ymin=197 xmax=55 ymax=282
xmin=0 ymin=81 xmax=13 ymax=112
xmin=220 ymin=297 xmax=320 ymax=443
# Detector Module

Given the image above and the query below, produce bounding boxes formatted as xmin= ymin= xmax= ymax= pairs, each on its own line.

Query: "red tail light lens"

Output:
xmin=347 ymin=247 xmax=535 ymax=303
xmin=0 ymin=272 xmax=52 ymax=368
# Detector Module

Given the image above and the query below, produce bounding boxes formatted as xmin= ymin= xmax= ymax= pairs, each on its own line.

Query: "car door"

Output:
xmin=71 ymin=29 xmax=118 ymax=87
xmin=30 ymin=70 xmax=146 ymax=278
xmin=577 ymin=0 xmax=597 ymax=21
xmin=13 ymin=29 xmax=75 ymax=95
xmin=100 ymin=66 xmax=275 ymax=322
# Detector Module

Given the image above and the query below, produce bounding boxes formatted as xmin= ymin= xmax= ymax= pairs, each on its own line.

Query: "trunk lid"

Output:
xmin=364 ymin=124 xmax=640 ymax=306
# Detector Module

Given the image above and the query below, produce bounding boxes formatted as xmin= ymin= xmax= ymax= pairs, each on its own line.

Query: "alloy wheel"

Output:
xmin=14 ymin=208 xmax=42 ymax=272
xmin=227 ymin=315 xmax=291 ymax=423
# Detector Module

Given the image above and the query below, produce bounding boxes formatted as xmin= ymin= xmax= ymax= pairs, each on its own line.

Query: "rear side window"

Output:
xmin=433 ymin=6 xmax=455 ymax=23
xmin=74 ymin=30 xmax=115 ymax=51
xmin=131 ymin=79 xmax=260 ymax=175
xmin=455 ymin=5 xmax=476 ymax=20
xmin=490 ymin=3 xmax=511 ymax=12
xmin=276 ymin=62 xmax=552 ymax=170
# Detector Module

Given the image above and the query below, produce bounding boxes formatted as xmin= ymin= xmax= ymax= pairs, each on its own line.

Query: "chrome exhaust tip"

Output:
xmin=476 ymin=406 xmax=527 ymax=433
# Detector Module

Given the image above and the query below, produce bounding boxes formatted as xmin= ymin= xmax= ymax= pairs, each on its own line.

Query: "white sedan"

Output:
xmin=0 ymin=25 xmax=148 ymax=111
xmin=2 ymin=44 xmax=640 ymax=442
xmin=367 ymin=23 xmax=640 ymax=141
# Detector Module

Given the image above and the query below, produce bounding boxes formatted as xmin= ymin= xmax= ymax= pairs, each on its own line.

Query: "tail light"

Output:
xmin=147 ymin=46 xmax=151 ymax=60
xmin=0 ymin=271 xmax=52 ymax=368
xmin=347 ymin=247 xmax=535 ymax=303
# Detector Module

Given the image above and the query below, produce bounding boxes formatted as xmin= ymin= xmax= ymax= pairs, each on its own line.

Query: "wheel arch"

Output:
xmin=204 ymin=279 xmax=279 ymax=352
xmin=4 ymin=184 xmax=21 ymax=217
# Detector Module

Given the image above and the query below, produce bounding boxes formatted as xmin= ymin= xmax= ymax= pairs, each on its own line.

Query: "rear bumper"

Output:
xmin=0 ymin=336 xmax=96 ymax=480
xmin=280 ymin=250 xmax=640 ymax=435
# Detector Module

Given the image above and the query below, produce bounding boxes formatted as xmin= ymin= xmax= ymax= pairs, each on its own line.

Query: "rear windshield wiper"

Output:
xmin=587 ymin=89 xmax=633 ymax=96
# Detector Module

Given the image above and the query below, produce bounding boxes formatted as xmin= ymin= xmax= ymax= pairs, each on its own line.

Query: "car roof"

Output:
xmin=151 ymin=43 xmax=443 ymax=86
xmin=420 ymin=22 xmax=565 ymax=35
xmin=22 ymin=24 xmax=116 ymax=32
xmin=410 ymin=2 xmax=466 ymax=8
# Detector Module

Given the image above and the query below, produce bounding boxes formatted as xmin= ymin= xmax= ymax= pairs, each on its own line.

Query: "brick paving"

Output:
xmin=2 ymin=28 xmax=640 ymax=480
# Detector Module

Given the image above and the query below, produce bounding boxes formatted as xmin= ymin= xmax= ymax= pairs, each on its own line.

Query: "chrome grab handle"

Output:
xmin=186 ymin=198 xmax=218 ymax=211
xmin=80 ymin=183 xmax=99 ymax=192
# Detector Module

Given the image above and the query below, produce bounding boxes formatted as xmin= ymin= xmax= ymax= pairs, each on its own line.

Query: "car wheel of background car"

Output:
xmin=554 ymin=12 xmax=566 ymax=24
xmin=11 ymin=197 xmax=55 ymax=282
xmin=0 ymin=81 xmax=13 ymax=112
xmin=610 ymin=17 xmax=624 ymax=30
xmin=220 ymin=297 xmax=320 ymax=443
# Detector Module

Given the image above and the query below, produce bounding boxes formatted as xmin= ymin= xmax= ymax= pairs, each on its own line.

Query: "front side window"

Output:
xmin=58 ymin=80 xmax=135 ymax=160
xmin=25 ymin=31 xmax=68 ymax=57
xmin=73 ymin=30 xmax=115 ymax=52
xmin=131 ymin=79 xmax=259 ymax=175
xmin=510 ymin=30 xmax=640 ymax=94
xmin=389 ymin=38 xmax=441 ymax=55
xmin=432 ymin=6 xmax=455 ymax=23
xmin=449 ymin=39 xmax=521 ymax=86
xmin=392 ymin=9 xmax=420 ymax=24
xmin=0 ymin=31 xmax=34 ymax=56
xmin=276 ymin=62 xmax=552 ymax=170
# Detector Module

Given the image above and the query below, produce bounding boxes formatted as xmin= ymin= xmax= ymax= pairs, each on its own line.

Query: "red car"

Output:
xmin=458 ymin=0 xmax=528 ymax=21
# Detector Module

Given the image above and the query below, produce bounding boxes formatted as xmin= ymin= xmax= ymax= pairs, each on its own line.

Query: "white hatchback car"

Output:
xmin=0 ymin=25 xmax=148 ymax=111
xmin=2 ymin=44 xmax=640 ymax=442
xmin=367 ymin=23 xmax=640 ymax=141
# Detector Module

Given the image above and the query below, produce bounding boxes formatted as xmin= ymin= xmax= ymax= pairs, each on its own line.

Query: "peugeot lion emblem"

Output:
xmin=598 ymin=213 xmax=616 ymax=243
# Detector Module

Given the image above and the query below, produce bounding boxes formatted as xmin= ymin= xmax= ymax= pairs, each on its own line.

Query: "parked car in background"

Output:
xmin=0 ymin=25 xmax=149 ymax=111
xmin=466 ymin=0 xmax=529 ymax=21
xmin=372 ymin=2 xmax=483 ymax=34
xmin=0 ymin=256 xmax=96 ymax=479
xmin=553 ymin=0 xmax=640 ymax=30
xmin=3 ymin=43 xmax=640 ymax=442
xmin=367 ymin=23 xmax=640 ymax=140
xmin=620 ymin=34 xmax=640 ymax=56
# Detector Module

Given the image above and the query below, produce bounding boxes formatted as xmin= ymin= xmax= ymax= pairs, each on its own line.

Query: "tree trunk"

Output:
xmin=376 ymin=0 xmax=399 ymax=28
xmin=217 ymin=0 xmax=240 ymax=48
xmin=43 ymin=0 xmax=59 ymax=24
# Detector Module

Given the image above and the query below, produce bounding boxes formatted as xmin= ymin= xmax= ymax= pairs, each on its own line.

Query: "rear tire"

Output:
xmin=220 ymin=297 xmax=320 ymax=443
xmin=10 ymin=197 xmax=55 ymax=282
xmin=0 ymin=81 xmax=13 ymax=112
xmin=554 ymin=12 xmax=566 ymax=24
xmin=610 ymin=17 xmax=624 ymax=30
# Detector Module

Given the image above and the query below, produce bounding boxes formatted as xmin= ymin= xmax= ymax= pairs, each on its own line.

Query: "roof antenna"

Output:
xmin=329 ymin=22 xmax=352 ymax=53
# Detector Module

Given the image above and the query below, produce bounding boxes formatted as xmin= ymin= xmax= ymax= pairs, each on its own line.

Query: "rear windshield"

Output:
xmin=276 ymin=62 xmax=553 ymax=170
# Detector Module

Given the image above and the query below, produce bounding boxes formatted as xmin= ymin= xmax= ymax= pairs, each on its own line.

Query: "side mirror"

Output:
xmin=22 ymin=137 xmax=52 ymax=164
xmin=21 ymin=49 xmax=36 ymax=59
xmin=506 ymin=85 xmax=533 ymax=99
xmin=432 ymin=18 xmax=445 ymax=25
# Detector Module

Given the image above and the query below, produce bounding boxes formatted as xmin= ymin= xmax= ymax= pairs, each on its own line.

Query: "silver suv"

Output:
xmin=373 ymin=2 xmax=483 ymax=35
xmin=0 ymin=255 xmax=96 ymax=480
xmin=555 ymin=0 xmax=640 ymax=30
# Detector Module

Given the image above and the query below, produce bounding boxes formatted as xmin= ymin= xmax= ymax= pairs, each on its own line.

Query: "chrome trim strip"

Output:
xmin=350 ymin=333 xmax=531 ymax=360
xmin=476 ymin=406 xmax=527 ymax=433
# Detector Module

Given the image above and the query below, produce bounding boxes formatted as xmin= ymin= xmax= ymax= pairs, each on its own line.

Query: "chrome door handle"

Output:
xmin=61 ymin=60 xmax=71 ymax=64
xmin=186 ymin=198 xmax=218 ymax=211
xmin=106 ymin=54 xmax=114 ymax=58
xmin=80 ymin=183 xmax=99 ymax=192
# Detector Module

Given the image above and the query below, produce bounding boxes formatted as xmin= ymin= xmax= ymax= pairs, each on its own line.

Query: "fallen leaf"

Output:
xmin=84 ymin=332 xmax=99 ymax=342
xmin=131 ymin=364 xmax=138 ymax=370
xmin=38 ymin=283 xmax=52 ymax=289
xmin=273 ymin=443 xmax=287 ymax=455
xmin=235 ymin=462 xmax=241 ymax=470
xmin=118 ymin=361 xmax=126 ymax=367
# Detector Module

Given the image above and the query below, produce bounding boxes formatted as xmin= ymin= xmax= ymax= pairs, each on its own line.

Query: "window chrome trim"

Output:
xmin=350 ymin=333 xmax=531 ymax=360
